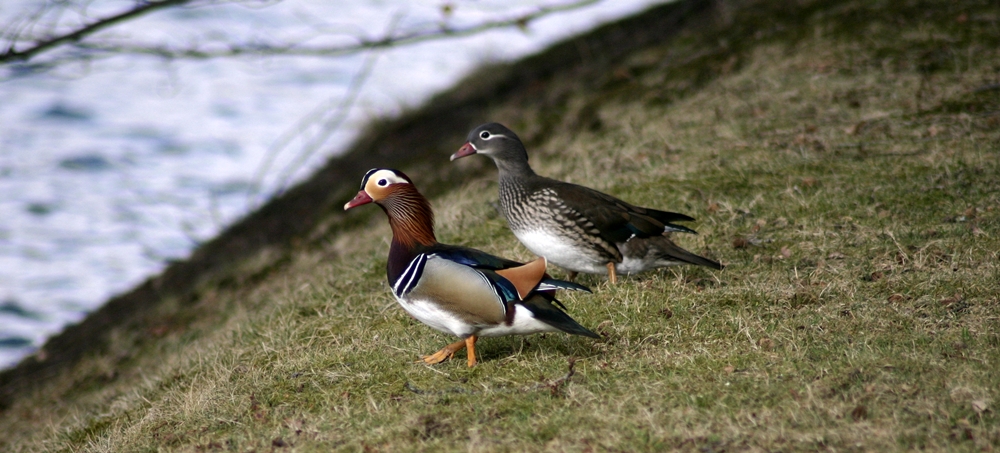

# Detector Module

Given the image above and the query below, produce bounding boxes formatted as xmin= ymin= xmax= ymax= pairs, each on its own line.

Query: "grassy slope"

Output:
xmin=2 ymin=0 xmax=999 ymax=451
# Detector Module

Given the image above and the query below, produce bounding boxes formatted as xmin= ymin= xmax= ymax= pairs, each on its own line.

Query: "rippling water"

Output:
xmin=0 ymin=0 xmax=665 ymax=369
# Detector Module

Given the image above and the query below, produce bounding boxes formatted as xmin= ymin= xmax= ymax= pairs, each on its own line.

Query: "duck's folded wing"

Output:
xmin=419 ymin=245 xmax=524 ymax=308
xmin=548 ymin=180 xmax=698 ymax=241
xmin=423 ymin=243 xmax=522 ymax=270
xmin=424 ymin=246 xmax=591 ymax=302
xmin=409 ymin=255 xmax=507 ymax=325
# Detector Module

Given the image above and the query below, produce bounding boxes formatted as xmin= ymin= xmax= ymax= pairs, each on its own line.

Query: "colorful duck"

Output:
xmin=344 ymin=168 xmax=599 ymax=367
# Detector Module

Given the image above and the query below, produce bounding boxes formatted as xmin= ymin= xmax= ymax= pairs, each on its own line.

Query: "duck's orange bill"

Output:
xmin=344 ymin=190 xmax=373 ymax=210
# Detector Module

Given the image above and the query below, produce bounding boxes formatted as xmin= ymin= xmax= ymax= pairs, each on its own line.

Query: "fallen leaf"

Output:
xmin=724 ymin=365 xmax=735 ymax=374
xmin=972 ymin=400 xmax=989 ymax=414
xmin=733 ymin=236 xmax=749 ymax=249
xmin=888 ymin=294 xmax=905 ymax=303
xmin=596 ymin=320 xmax=613 ymax=336
xmin=149 ymin=325 xmax=170 ymax=337
xmin=780 ymin=246 xmax=792 ymax=258
xmin=612 ymin=67 xmax=632 ymax=81
xmin=851 ymin=404 xmax=868 ymax=421
xmin=940 ymin=294 xmax=963 ymax=305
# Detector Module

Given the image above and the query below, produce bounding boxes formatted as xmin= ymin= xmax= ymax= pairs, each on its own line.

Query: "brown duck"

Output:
xmin=452 ymin=123 xmax=723 ymax=283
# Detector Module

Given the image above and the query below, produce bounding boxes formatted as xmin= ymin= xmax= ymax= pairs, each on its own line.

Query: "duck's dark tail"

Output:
xmin=521 ymin=293 xmax=601 ymax=339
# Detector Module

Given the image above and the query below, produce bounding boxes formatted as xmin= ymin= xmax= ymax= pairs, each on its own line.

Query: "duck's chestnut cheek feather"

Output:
xmin=344 ymin=190 xmax=373 ymax=210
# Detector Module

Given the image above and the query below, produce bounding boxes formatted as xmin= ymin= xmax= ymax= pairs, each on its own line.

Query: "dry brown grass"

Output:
xmin=1 ymin=0 xmax=998 ymax=451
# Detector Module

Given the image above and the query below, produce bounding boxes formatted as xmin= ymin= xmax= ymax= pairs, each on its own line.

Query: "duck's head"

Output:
xmin=451 ymin=122 xmax=530 ymax=168
xmin=344 ymin=168 xmax=415 ymax=210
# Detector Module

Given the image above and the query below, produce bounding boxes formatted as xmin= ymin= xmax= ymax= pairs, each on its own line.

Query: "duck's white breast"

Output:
xmin=394 ymin=296 xmax=476 ymax=338
xmin=514 ymin=229 xmax=607 ymax=274
xmin=476 ymin=304 xmax=558 ymax=337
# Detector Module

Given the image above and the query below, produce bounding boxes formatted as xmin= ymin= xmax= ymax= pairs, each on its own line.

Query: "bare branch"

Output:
xmin=0 ymin=0 xmax=200 ymax=64
xmin=2 ymin=0 xmax=600 ymax=65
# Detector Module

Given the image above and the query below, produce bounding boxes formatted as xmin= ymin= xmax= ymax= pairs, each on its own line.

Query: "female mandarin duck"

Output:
xmin=452 ymin=123 xmax=723 ymax=284
xmin=344 ymin=168 xmax=599 ymax=367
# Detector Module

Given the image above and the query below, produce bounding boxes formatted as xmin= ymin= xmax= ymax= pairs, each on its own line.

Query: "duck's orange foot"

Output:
xmin=420 ymin=338 xmax=466 ymax=365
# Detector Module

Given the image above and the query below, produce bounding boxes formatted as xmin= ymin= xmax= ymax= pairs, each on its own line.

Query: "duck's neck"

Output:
xmin=495 ymin=156 xmax=536 ymax=181
xmin=381 ymin=191 xmax=436 ymax=285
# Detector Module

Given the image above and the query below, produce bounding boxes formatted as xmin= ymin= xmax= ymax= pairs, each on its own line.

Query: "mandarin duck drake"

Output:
xmin=451 ymin=123 xmax=723 ymax=284
xmin=344 ymin=168 xmax=599 ymax=367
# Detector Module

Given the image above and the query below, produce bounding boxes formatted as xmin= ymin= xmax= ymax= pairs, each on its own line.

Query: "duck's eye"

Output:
xmin=479 ymin=131 xmax=491 ymax=140
xmin=377 ymin=179 xmax=388 ymax=187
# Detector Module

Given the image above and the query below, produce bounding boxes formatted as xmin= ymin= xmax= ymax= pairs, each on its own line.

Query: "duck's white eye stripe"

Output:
xmin=366 ymin=169 xmax=409 ymax=187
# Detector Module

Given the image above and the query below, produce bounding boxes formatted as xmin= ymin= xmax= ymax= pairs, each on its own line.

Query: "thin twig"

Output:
xmin=528 ymin=357 xmax=577 ymax=395
xmin=0 ymin=0 xmax=197 ymax=63
xmin=7 ymin=0 xmax=599 ymax=64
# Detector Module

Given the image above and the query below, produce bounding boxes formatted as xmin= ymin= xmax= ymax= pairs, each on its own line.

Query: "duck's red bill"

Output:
xmin=450 ymin=142 xmax=477 ymax=161
xmin=344 ymin=190 xmax=373 ymax=210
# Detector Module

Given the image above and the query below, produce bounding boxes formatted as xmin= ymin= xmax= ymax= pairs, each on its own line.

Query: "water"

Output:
xmin=0 ymin=0 xmax=666 ymax=369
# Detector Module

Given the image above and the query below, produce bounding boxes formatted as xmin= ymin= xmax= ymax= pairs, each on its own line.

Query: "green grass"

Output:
xmin=2 ymin=0 xmax=999 ymax=451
